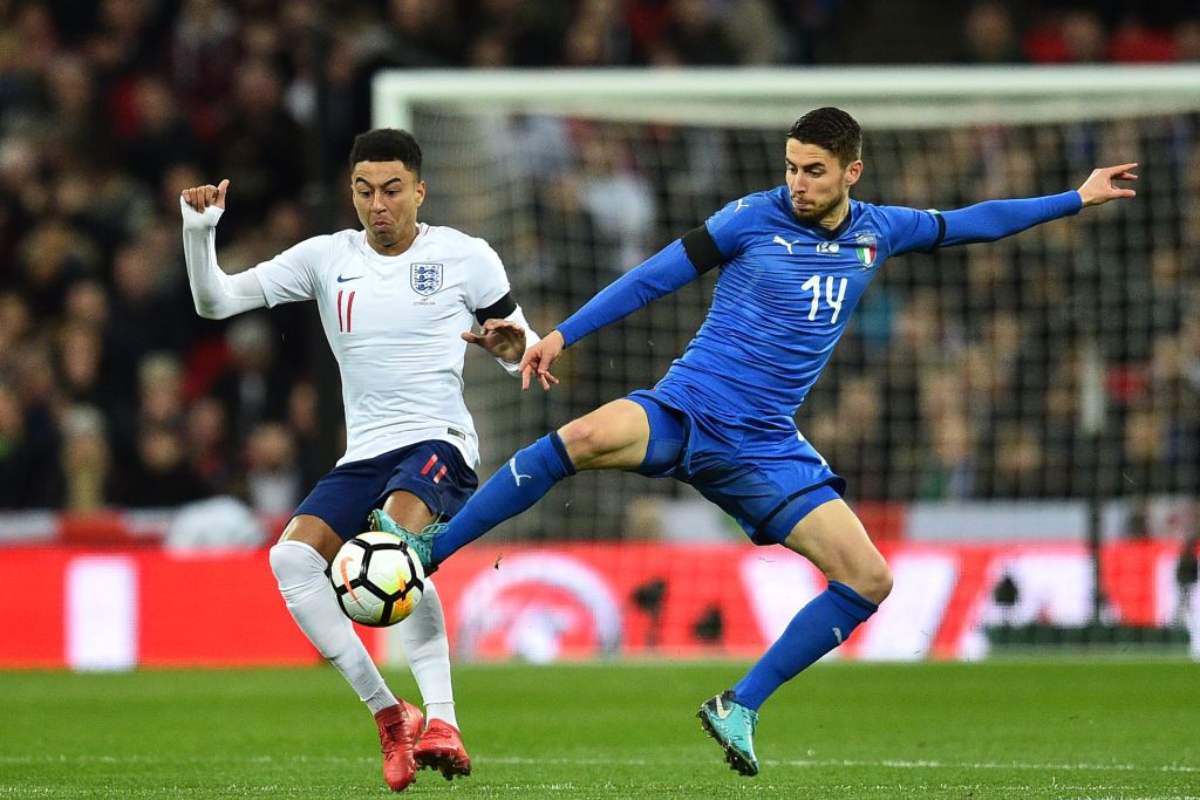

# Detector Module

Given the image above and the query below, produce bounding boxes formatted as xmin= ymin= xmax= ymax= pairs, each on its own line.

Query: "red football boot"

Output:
xmin=414 ymin=719 xmax=472 ymax=780
xmin=373 ymin=700 xmax=424 ymax=791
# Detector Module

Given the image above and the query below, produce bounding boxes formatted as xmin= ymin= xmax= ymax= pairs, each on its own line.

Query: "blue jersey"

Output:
xmin=656 ymin=185 xmax=939 ymax=431
xmin=552 ymin=183 xmax=1079 ymax=540
xmin=557 ymin=184 xmax=1080 ymax=434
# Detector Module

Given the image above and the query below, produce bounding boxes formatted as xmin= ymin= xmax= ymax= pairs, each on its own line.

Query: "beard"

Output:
xmin=790 ymin=190 xmax=845 ymax=223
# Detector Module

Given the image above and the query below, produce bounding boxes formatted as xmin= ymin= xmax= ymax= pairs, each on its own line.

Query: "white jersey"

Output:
xmin=250 ymin=223 xmax=515 ymax=467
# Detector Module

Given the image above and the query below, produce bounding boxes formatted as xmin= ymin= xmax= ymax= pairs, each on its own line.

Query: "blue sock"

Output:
xmin=432 ymin=432 xmax=576 ymax=564
xmin=732 ymin=581 xmax=877 ymax=711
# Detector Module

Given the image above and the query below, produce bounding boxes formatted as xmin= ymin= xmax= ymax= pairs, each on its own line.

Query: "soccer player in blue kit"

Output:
xmin=381 ymin=107 xmax=1137 ymax=775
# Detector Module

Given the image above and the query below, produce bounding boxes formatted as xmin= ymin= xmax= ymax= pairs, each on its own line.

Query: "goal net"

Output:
xmin=372 ymin=66 xmax=1200 ymax=551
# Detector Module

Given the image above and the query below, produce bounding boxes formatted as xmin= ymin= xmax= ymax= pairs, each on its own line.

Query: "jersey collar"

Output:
xmin=356 ymin=223 xmax=429 ymax=264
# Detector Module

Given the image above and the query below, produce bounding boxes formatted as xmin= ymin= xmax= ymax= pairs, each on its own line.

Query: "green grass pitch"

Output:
xmin=1 ymin=660 xmax=1197 ymax=799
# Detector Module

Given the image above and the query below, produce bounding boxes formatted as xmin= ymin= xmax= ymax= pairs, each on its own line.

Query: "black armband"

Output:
xmin=681 ymin=226 xmax=725 ymax=275
xmin=474 ymin=292 xmax=517 ymax=325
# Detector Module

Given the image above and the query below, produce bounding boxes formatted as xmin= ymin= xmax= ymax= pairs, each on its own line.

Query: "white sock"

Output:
xmin=395 ymin=578 xmax=458 ymax=728
xmin=269 ymin=540 xmax=398 ymax=715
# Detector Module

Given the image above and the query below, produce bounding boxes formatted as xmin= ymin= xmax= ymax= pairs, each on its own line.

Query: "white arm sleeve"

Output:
xmin=495 ymin=304 xmax=541 ymax=378
xmin=180 ymin=198 xmax=267 ymax=319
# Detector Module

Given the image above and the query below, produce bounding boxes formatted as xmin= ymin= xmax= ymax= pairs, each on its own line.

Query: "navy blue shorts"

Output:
xmin=626 ymin=390 xmax=845 ymax=546
xmin=293 ymin=440 xmax=479 ymax=541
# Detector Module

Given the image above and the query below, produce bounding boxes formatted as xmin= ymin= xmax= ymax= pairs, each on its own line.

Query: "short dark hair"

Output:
xmin=787 ymin=107 xmax=862 ymax=167
xmin=348 ymin=129 xmax=423 ymax=175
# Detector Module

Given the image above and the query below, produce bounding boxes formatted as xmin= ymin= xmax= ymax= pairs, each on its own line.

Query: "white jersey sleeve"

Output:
xmin=180 ymin=198 xmax=267 ymax=319
xmin=464 ymin=240 xmax=541 ymax=377
xmin=253 ymin=236 xmax=331 ymax=307
xmin=466 ymin=241 xmax=512 ymax=311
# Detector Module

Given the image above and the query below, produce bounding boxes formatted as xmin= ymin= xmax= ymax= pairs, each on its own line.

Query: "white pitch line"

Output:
xmin=475 ymin=755 xmax=1200 ymax=774
xmin=0 ymin=752 xmax=1196 ymax=775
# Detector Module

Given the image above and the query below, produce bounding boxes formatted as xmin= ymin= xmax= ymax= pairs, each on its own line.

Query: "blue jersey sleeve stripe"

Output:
xmin=682 ymin=225 xmax=725 ymax=274
xmin=930 ymin=210 xmax=946 ymax=250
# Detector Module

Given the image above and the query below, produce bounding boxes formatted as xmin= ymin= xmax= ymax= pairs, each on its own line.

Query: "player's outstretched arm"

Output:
xmin=179 ymin=178 xmax=267 ymax=320
xmin=923 ymin=163 xmax=1138 ymax=251
xmin=1076 ymin=163 xmax=1138 ymax=207
xmin=553 ymin=237 xmax=707 ymax=353
xmin=510 ymin=225 xmax=719 ymax=390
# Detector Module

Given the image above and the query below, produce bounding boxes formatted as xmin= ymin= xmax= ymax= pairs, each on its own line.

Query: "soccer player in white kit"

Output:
xmin=180 ymin=129 xmax=541 ymax=792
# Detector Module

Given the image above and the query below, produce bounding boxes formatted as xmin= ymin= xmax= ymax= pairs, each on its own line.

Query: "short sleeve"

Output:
xmin=252 ymin=235 xmax=328 ymax=307
xmin=702 ymin=194 xmax=758 ymax=260
xmin=878 ymin=205 xmax=944 ymax=256
xmin=467 ymin=241 xmax=512 ymax=312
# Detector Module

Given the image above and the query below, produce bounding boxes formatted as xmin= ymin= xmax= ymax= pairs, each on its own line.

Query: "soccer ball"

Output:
xmin=330 ymin=532 xmax=425 ymax=627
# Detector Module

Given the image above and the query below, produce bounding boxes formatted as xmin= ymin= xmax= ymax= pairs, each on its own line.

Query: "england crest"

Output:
xmin=410 ymin=263 xmax=443 ymax=296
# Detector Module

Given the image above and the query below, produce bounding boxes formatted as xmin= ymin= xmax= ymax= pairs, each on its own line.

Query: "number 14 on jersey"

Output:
xmin=801 ymin=275 xmax=849 ymax=324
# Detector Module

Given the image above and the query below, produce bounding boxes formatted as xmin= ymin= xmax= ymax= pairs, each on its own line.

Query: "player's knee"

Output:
xmin=557 ymin=419 xmax=606 ymax=465
xmin=853 ymin=554 xmax=893 ymax=605
xmin=268 ymin=542 xmax=299 ymax=584
xmin=269 ymin=540 xmax=324 ymax=585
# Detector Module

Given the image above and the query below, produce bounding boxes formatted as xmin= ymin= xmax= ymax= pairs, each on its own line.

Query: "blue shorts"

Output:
xmin=293 ymin=440 xmax=478 ymax=541
xmin=626 ymin=390 xmax=845 ymax=546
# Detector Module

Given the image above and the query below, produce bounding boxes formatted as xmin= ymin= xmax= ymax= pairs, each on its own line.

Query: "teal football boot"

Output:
xmin=368 ymin=509 xmax=442 ymax=573
xmin=697 ymin=690 xmax=759 ymax=776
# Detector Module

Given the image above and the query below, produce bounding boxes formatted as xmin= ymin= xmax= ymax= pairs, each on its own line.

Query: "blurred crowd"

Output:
xmin=0 ymin=0 xmax=1199 ymax=514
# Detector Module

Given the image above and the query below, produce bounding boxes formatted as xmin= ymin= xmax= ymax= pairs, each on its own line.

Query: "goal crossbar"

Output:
xmin=374 ymin=66 xmax=1200 ymax=130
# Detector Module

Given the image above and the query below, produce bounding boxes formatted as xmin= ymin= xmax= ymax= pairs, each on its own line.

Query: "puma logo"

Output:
xmin=773 ymin=235 xmax=800 ymax=255
xmin=508 ymin=457 xmax=532 ymax=487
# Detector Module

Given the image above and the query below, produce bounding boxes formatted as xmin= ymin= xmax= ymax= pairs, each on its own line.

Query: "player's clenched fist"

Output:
xmin=181 ymin=178 xmax=230 ymax=212
xmin=180 ymin=179 xmax=230 ymax=231
xmin=519 ymin=329 xmax=564 ymax=391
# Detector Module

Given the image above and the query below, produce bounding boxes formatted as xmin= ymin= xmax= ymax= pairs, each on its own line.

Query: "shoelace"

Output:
xmin=380 ymin=721 xmax=409 ymax=749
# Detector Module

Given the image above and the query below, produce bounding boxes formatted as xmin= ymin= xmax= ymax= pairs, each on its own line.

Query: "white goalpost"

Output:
xmin=374 ymin=66 xmax=1200 ymax=129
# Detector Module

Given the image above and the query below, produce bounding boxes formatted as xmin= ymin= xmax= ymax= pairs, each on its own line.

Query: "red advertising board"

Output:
xmin=0 ymin=541 xmax=1193 ymax=668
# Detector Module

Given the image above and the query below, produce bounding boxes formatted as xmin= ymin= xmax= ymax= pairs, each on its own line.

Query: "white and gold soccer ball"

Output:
xmin=330 ymin=532 xmax=425 ymax=627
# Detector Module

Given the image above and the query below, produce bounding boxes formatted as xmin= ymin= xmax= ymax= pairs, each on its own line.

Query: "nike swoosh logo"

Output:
xmin=336 ymin=275 xmax=363 ymax=283
xmin=714 ymin=696 xmax=732 ymax=719
xmin=833 ymin=626 xmax=843 ymax=644
xmin=338 ymin=556 xmax=361 ymax=603
xmin=508 ymin=457 xmax=532 ymax=487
